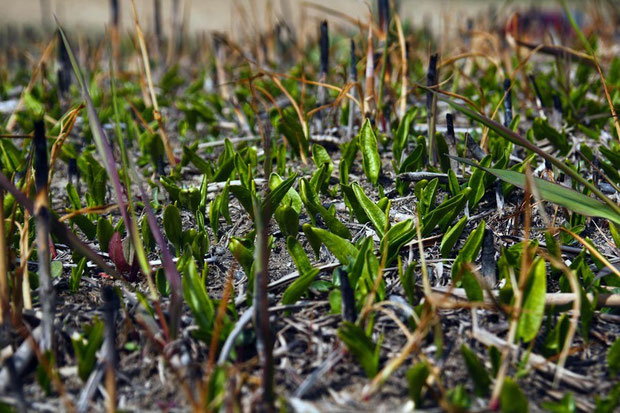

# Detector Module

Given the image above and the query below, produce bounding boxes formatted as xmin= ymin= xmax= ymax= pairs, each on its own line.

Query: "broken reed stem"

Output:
xmin=153 ymin=0 xmax=163 ymax=53
xmin=378 ymin=0 xmax=390 ymax=35
xmin=426 ymin=53 xmax=439 ymax=165
xmin=57 ymin=30 xmax=72 ymax=98
xmin=0 ymin=189 xmax=8 ymax=323
xmin=338 ymin=268 xmax=356 ymax=322
xmin=431 ymin=287 xmax=620 ymax=308
xmin=110 ymin=0 xmax=119 ymax=28
xmin=503 ymin=78 xmax=513 ymax=127
xmin=253 ymin=199 xmax=274 ymax=412
xmin=110 ymin=0 xmax=120 ymax=65
xmin=394 ymin=15 xmax=407 ymax=119
xmin=376 ymin=0 xmax=390 ymax=120
xmin=130 ymin=0 xmax=177 ymax=167
xmin=319 ymin=20 xmax=329 ymax=83
xmin=315 ymin=20 xmax=328 ymax=132
xmin=445 ymin=113 xmax=458 ymax=171
xmin=346 ymin=38 xmax=357 ymax=139
xmin=33 ymin=119 xmax=55 ymax=352
xmin=529 ymin=74 xmax=547 ymax=118
xmin=363 ymin=18 xmax=375 ymax=118
xmin=102 ymin=286 xmax=118 ymax=413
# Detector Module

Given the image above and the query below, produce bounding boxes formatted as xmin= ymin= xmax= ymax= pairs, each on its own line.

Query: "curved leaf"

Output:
xmin=352 ymin=182 xmax=388 ymax=237
xmin=380 ymin=219 xmax=416 ymax=265
xmin=262 ymin=173 xmax=298 ymax=217
xmin=341 ymin=183 xmax=370 ymax=224
xmin=302 ymin=224 xmax=358 ymax=264
xmin=440 ymin=216 xmax=468 ymax=258
xmin=282 ymin=237 xmax=319 ymax=305
xmin=300 ymin=179 xmax=351 ymax=239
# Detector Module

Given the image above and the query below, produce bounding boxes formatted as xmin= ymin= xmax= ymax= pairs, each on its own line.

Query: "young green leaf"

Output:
xmin=70 ymin=257 xmax=87 ymax=293
xmin=182 ymin=256 xmax=215 ymax=341
xmin=163 ymin=204 xmax=183 ymax=250
xmin=339 ymin=135 xmax=358 ymax=186
xmin=228 ymin=237 xmax=255 ymax=277
xmin=452 ymin=221 xmax=486 ymax=301
xmin=440 ymin=216 xmax=467 ymax=258
xmin=269 ymin=173 xmax=302 ymax=214
xmin=96 ymin=217 xmax=114 ymax=253
xmin=541 ymin=393 xmax=576 ymax=413
xmin=262 ymin=173 xmax=298 ymax=217
xmin=406 ymin=362 xmax=430 ymax=407
xmin=516 ymin=257 xmax=547 ymax=343
xmin=532 ymin=118 xmax=569 ymax=155
xmin=274 ymin=204 xmax=300 ymax=237
xmin=71 ymin=320 xmax=104 ymax=382
xmin=423 ymin=178 xmax=440 ymax=216
xmin=460 ymin=343 xmax=490 ymax=397
xmin=282 ymin=237 xmax=320 ymax=305
xmin=358 ymin=118 xmax=381 ymax=186
xmin=352 ymin=183 xmax=388 ymax=237
xmin=338 ymin=321 xmax=381 ymax=378
xmin=608 ymin=337 xmax=620 ymax=377
xmin=447 ymin=169 xmax=461 ymax=196
xmin=393 ymin=109 xmax=416 ymax=165
xmin=311 ymin=144 xmax=333 ymax=193
xmin=302 ymin=224 xmax=358 ymax=264
xmin=380 ymin=219 xmax=416 ymax=265
xmin=229 ymin=185 xmax=254 ymax=219
xmin=300 ymin=179 xmax=351 ymax=239
xmin=398 ymin=257 xmax=417 ymax=305
xmin=422 ymin=187 xmax=471 ymax=236
xmin=467 ymin=155 xmax=492 ymax=210
xmin=609 ymin=223 xmax=620 ymax=249
xmin=500 ymin=378 xmax=528 ymax=413
xmin=278 ymin=107 xmax=309 ymax=159
xmin=341 ymin=183 xmax=370 ymax=223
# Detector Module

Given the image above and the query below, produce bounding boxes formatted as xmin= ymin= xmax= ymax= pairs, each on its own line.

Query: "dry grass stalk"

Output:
xmin=489 ymin=163 xmax=535 ymax=405
xmin=33 ymin=119 xmax=54 ymax=352
xmin=130 ymin=0 xmax=177 ymax=167
xmin=0 ymin=190 xmax=8 ymax=323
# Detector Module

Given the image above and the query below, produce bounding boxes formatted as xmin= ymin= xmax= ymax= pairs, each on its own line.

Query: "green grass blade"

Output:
xmin=419 ymin=85 xmax=620 ymax=217
xmin=451 ymin=156 xmax=620 ymax=225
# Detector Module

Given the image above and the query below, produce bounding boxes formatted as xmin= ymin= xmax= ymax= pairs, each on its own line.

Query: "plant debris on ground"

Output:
xmin=0 ymin=0 xmax=620 ymax=411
